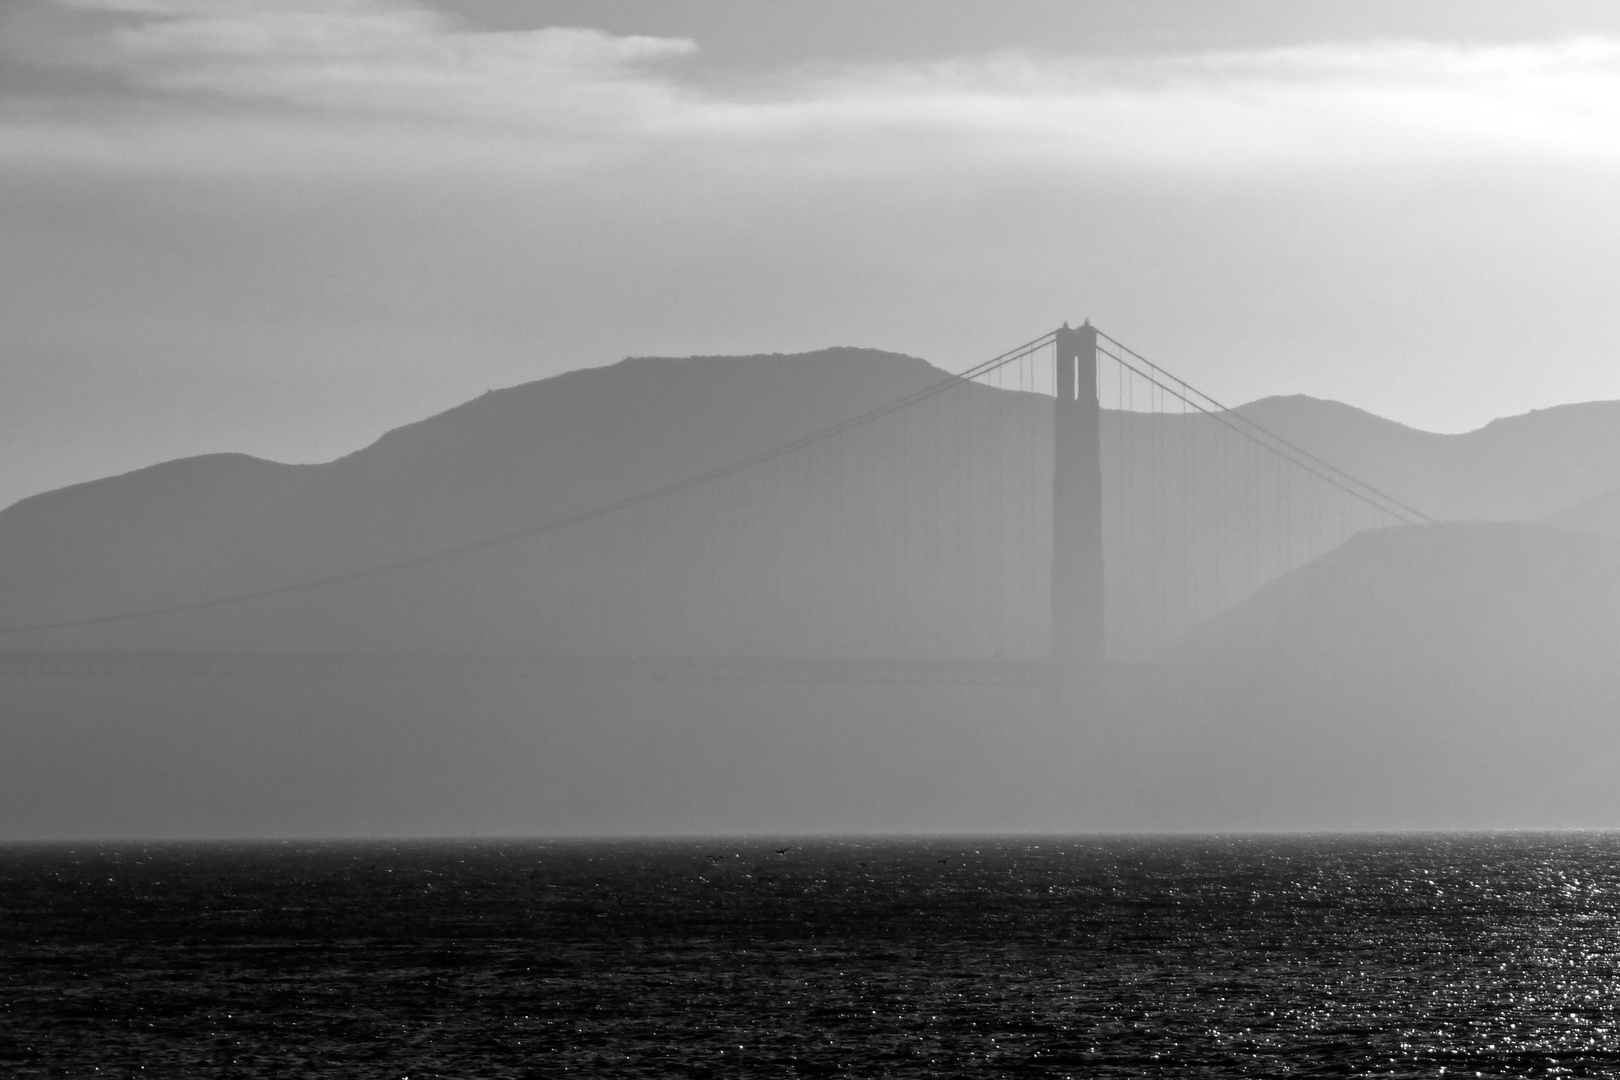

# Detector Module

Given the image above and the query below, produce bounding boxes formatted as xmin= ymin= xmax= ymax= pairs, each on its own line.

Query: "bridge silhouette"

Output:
xmin=0 ymin=323 xmax=1429 ymax=689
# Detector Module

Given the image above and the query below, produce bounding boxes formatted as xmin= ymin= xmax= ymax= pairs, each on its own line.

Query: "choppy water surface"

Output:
xmin=4 ymin=835 xmax=1620 ymax=1077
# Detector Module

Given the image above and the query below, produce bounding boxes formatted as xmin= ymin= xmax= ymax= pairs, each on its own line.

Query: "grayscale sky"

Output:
xmin=5 ymin=0 xmax=1620 ymax=511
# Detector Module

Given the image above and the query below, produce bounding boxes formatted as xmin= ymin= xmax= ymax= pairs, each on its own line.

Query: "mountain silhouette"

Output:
xmin=1235 ymin=396 xmax=1620 ymax=521
xmin=1101 ymin=521 xmax=1620 ymax=829
xmin=1544 ymin=484 xmax=1620 ymax=538
xmin=6 ymin=354 xmax=1620 ymax=660
xmin=8 ymin=350 xmax=1620 ymax=834
xmin=0 ymin=348 xmax=980 ymax=653
xmin=1171 ymin=521 xmax=1620 ymax=677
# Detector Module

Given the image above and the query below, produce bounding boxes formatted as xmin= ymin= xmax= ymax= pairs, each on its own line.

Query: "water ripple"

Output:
xmin=4 ymin=834 xmax=1620 ymax=1077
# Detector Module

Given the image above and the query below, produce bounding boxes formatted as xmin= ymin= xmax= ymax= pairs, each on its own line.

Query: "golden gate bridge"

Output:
xmin=0 ymin=323 xmax=1429 ymax=689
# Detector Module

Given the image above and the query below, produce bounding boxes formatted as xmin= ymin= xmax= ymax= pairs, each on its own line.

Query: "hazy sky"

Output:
xmin=6 ymin=0 xmax=1620 ymax=510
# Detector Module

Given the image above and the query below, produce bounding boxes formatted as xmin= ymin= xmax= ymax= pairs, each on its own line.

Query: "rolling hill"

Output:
xmin=1093 ymin=521 xmax=1620 ymax=829
xmin=6 ymin=350 xmax=1620 ymax=834
xmin=6 ymin=351 xmax=1620 ymax=659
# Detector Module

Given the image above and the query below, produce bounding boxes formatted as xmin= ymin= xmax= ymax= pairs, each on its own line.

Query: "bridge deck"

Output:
xmin=0 ymin=650 xmax=1146 ymax=687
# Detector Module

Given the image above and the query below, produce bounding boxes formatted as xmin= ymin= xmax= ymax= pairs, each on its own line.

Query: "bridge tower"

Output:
xmin=1051 ymin=321 xmax=1105 ymax=688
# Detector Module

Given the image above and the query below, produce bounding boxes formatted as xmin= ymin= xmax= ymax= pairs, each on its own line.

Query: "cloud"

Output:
xmin=1 ymin=0 xmax=698 ymax=173
xmin=83 ymin=0 xmax=694 ymax=123
xmin=5 ymin=0 xmax=1620 ymax=179
xmin=760 ymin=37 xmax=1620 ymax=171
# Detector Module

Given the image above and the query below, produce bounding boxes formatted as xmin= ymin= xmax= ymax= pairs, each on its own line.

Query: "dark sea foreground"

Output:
xmin=4 ymin=836 xmax=1620 ymax=1078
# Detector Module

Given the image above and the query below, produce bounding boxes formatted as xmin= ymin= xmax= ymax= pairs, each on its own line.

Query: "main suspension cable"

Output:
xmin=0 ymin=332 xmax=1057 ymax=639
xmin=1097 ymin=331 xmax=1433 ymax=526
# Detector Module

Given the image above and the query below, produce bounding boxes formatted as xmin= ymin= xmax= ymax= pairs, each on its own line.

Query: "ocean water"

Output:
xmin=3 ymin=836 xmax=1620 ymax=1078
